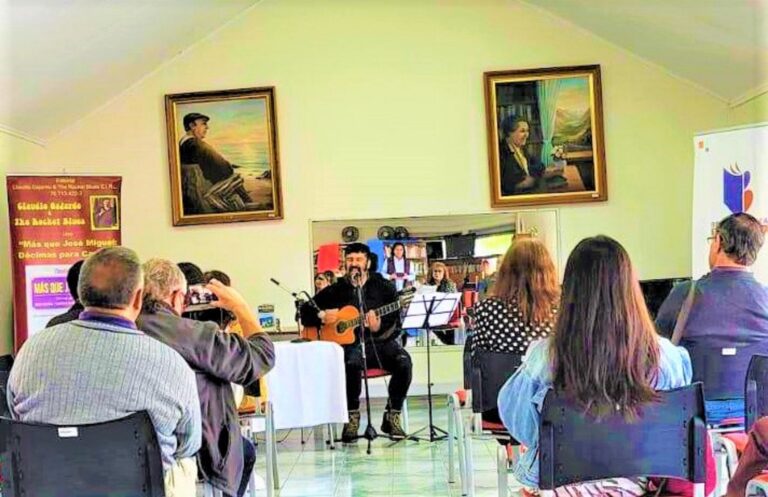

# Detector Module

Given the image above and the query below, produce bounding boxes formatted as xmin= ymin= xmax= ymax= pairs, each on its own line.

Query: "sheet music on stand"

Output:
xmin=402 ymin=292 xmax=461 ymax=329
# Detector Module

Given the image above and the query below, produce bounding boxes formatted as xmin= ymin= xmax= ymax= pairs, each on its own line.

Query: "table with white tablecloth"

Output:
xmin=247 ymin=340 xmax=348 ymax=431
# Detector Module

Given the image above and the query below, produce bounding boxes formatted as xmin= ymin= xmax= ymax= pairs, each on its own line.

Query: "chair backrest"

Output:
xmin=685 ymin=340 xmax=764 ymax=400
xmin=746 ymin=354 xmax=768 ymax=431
xmin=539 ymin=383 xmax=707 ymax=491
xmin=471 ymin=349 xmax=523 ymax=413
xmin=0 ymin=411 xmax=165 ymax=496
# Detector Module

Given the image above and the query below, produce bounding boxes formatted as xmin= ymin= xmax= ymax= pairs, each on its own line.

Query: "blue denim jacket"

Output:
xmin=497 ymin=337 xmax=692 ymax=488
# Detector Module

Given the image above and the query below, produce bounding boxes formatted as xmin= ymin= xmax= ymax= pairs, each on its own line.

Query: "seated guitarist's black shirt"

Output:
xmin=300 ymin=274 xmax=400 ymax=344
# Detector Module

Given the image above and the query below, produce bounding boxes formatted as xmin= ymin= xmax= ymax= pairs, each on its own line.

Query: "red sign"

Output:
xmin=6 ymin=176 xmax=122 ymax=350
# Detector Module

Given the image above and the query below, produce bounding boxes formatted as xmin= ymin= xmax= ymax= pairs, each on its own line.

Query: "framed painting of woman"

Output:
xmin=484 ymin=65 xmax=607 ymax=208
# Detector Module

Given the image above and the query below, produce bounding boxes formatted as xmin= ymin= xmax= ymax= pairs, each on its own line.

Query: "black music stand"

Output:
xmin=399 ymin=291 xmax=461 ymax=443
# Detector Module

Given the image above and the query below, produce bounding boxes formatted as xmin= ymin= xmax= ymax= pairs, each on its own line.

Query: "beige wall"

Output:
xmin=1 ymin=0 xmax=756 ymax=351
xmin=726 ymin=92 xmax=768 ymax=127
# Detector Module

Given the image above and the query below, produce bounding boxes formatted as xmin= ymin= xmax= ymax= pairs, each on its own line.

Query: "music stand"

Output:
xmin=399 ymin=291 xmax=461 ymax=443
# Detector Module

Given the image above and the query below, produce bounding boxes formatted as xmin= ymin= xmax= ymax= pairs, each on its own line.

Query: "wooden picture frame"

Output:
xmin=484 ymin=65 xmax=607 ymax=208
xmin=165 ymin=86 xmax=283 ymax=226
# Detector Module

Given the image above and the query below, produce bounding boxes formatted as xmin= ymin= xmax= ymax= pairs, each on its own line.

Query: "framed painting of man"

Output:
xmin=165 ymin=86 xmax=283 ymax=226
xmin=484 ymin=65 xmax=607 ymax=208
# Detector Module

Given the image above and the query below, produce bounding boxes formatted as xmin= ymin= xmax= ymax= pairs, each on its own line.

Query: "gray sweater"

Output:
xmin=8 ymin=318 xmax=202 ymax=470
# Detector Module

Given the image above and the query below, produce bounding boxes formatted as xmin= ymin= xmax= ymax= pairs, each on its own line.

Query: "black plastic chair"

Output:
xmin=685 ymin=341 xmax=768 ymax=401
xmin=470 ymin=349 xmax=523 ymax=421
xmin=468 ymin=349 xmax=523 ymax=497
xmin=0 ymin=411 xmax=165 ymax=496
xmin=745 ymin=354 xmax=768 ymax=432
xmin=539 ymin=383 xmax=707 ymax=497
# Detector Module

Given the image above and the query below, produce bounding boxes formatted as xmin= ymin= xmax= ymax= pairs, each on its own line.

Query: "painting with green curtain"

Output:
xmin=164 ymin=86 xmax=283 ymax=226
xmin=484 ymin=65 xmax=607 ymax=208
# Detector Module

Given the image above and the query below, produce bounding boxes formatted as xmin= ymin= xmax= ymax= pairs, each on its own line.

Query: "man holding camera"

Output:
xmin=138 ymin=258 xmax=275 ymax=497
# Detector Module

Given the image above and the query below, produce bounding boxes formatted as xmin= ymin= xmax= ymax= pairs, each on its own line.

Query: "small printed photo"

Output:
xmin=90 ymin=195 xmax=120 ymax=231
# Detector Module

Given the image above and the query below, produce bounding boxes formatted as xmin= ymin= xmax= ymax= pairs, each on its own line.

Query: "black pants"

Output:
xmin=224 ymin=436 xmax=257 ymax=497
xmin=344 ymin=338 xmax=412 ymax=411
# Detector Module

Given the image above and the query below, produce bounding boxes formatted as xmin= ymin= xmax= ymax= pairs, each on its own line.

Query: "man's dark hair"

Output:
xmin=67 ymin=260 xmax=85 ymax=301
xmin=344 ymin=243 xmax=371 ymax=259
xmin=78 ymin=247 xmax=142 ymax=309
xmin=716 ymin=213 xmax=766 ymax=266
xmin=203 ymin=269 xmax=231 ymax=286
xmin=178 ymin=262 xmax=205 ymax=285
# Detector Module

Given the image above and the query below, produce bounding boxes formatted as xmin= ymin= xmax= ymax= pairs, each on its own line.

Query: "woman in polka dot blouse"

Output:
xmin=471 ymin=238 xmax=560 ymax=357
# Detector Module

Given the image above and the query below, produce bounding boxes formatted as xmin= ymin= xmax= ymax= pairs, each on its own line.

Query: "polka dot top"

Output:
xmin=471 ymin=297 xmax=556 ymax=355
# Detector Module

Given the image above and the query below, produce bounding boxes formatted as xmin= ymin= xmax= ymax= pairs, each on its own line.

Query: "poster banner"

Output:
xmin=6 ymin=175 xmax=122 ymax=350
xmin=693 ymin=124 xmax=768 ymax=282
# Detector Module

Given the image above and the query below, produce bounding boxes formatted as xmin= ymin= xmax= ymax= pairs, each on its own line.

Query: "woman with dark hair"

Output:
xmin=314 ymin=273 xmax=331 ymax=293
xmin=498 ymin=236 xmax=708 ymax=495
xmin=499 ymin=115 xmax=544 ymax=195
xmin=381 ymin=242 xmax=414 ymax=291
xmin=498 ymin=115 xmax=563 ymax=195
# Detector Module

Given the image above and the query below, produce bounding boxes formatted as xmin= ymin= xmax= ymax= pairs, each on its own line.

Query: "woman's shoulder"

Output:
xmin=654 ymin=336 xmax=692 ymax=388
xmin=519 ymin=338 xmax=554 ymax=380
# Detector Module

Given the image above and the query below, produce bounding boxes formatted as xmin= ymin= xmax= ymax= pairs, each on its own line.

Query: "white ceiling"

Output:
xmin=524 ymin=0 xmax=768 ymax=104
xmin=0 ymin=0 xmax=260 ymax=142
xmin=1 ymin=0 xmax=766 ymax=143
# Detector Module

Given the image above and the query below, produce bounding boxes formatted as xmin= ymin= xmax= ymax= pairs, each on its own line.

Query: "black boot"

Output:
xmin=342 ymin=410 xmax=360 ymax=443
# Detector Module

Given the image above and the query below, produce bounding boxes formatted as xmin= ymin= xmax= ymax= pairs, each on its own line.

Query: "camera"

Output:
xmin=186 ymin=284 xmax=218 ymax=309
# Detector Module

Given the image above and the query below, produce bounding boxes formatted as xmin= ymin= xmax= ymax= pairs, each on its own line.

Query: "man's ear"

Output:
xmin=132 ymin=288 xmax=144 ymax=312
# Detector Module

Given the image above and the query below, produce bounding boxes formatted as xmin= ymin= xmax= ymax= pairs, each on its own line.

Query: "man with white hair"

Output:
xmin=138 ymin=258 xmax=274 ymax=497
xmin=9 ymin=247 xmax=201 ymax=497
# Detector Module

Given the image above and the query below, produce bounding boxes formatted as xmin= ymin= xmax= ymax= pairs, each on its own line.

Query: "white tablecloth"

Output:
xmin=253 ymin=341 xmax=348 ymax=431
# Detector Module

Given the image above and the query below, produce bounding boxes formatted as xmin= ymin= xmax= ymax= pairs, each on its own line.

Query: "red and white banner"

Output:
xmin=6 ymin=175 xmax=122 ymax=350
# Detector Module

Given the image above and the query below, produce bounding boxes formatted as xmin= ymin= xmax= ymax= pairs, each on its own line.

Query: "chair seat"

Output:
xmin=722 ymin=431 xmax=750 ymax=453
xmin=481 ymin=420 xmax=507 ymax=432
xmin=717 ymin=417 xmax=745 ymax=427
xmin=365 ymin=368 xmax=391 ymax=378
xmin=454 ymin=389 xmax=468 ymax=407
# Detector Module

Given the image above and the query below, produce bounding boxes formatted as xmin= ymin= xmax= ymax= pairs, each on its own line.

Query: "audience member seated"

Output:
xmin=498 ymin=236 xmax=711 ymax=496
xmin=656 ymin=212 xmax=768 ymax=424
xmin=46 ymin=259 xmax=85 ymax=326
xmin=8 ymin=247 xmax=202 ymax=497
xmin=473 ymin=239 xmax=558 ymax=425
xmin=726 ymin=416 xmax=768 ymax=497
xmin=138 ymin=259 xmax=275 ymax=497
xmin=428 ymin=262 xmax=459 ymax=345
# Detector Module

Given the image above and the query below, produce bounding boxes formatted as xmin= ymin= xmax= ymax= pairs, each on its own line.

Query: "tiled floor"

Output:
xmin=247 ymin=397 xmax=519 ymax=497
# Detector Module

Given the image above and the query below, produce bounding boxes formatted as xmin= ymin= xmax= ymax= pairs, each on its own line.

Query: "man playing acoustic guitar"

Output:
xmin=300 ymin=243 xmax=413 ymax=442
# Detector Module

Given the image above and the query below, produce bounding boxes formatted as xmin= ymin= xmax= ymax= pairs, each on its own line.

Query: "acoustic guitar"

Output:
xmin=302 ymin=289 xmax=415 ymax=345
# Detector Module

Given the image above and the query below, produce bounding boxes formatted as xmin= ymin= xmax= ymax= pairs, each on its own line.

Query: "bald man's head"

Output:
xmin=78 ymin=247 xmax=143 ymax=309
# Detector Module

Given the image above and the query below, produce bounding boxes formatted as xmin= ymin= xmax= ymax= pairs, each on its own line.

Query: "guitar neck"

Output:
xmin=344 ymin=301 xmax=401 ymax=329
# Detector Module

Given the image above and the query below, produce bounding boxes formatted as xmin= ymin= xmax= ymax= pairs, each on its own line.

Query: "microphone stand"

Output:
xmin=354 ymin=272 xmax=378 ymax=454
xmin=269 ymin=278 xmax=313 ymax=338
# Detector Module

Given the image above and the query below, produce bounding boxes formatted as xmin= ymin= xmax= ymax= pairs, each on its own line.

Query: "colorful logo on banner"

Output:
xmin=723 ymin=163 xmax=753 ymax=214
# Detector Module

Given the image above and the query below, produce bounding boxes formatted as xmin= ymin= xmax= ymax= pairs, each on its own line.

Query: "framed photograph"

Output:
xmin=165 ymin=86 xmax=283 ymax=226
xmin=90 ymin=194 xmax=120 ymax=231
xmin=484 ymin=65 xmax=607 ymax=208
